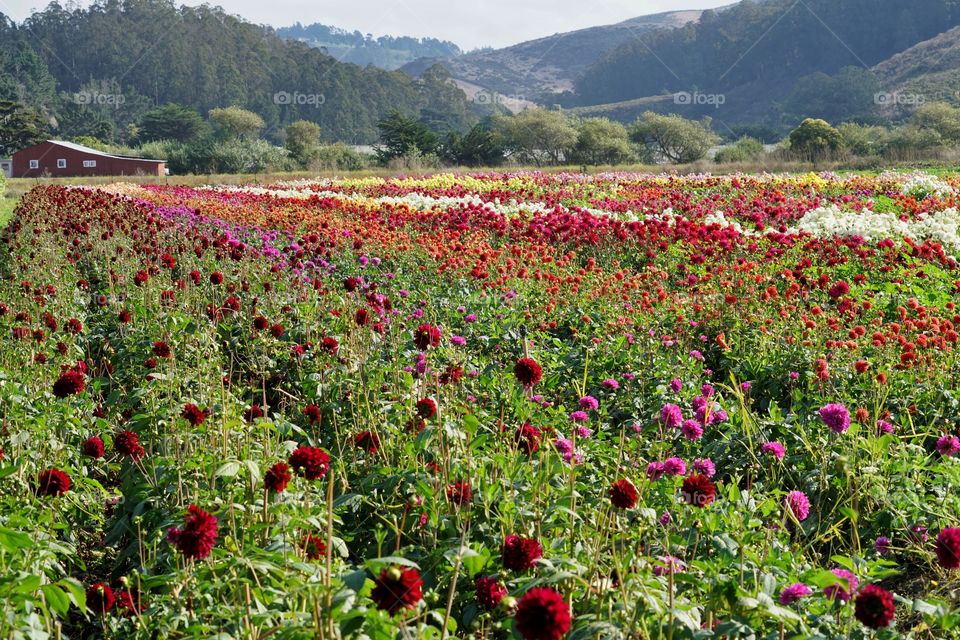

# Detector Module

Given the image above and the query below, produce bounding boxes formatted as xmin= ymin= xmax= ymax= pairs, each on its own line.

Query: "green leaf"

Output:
xmin=40 ymin=585 xmax=70 ymax=617
xmin=215 ymin=461 xmax=242 ymax=478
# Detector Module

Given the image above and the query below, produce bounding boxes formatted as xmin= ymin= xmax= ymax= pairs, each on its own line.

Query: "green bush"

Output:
xmin=311 ymin=143 xmax=369 ymax=171
xmin=714 ymin=136 xmax=765 ymax=163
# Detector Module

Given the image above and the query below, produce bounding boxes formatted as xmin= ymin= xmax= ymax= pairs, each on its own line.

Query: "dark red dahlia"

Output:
xmin=321 ymin=336 xmax=339 ymax=354
xmin=609 ymin=478 xmax=639 ymax=510
xmin=83 ymin=436 xmax=105 ymax=458
xmin=854 ymin=584 xmax=896 ymax=629
xmin=134 ymin=270 xmax=149 ymax=286
xmin=244 ymin=404 xmax=265 ymax=422
xmin=681 ymin=474 xmax=716 ymax=507
xmin=288 ymin=446 xmax=331 ymax=480
xmin=37 ymin=468 xmax=71 ymax=496
xmin=514 ymin=587 xmax=572 ymax=640
xmin=115 ymin=589 xmax=143 ymax=616
xmin=53 ymin=369 xmax=85 ymax=398
xmin=446 ymin=481 xmax=472 ymax=506
xmin=413 ymin=323 xmax=441 ymax=350
xmin=303 ymin=404 xmax=321 ymax=424
xmin=144 ymin=357 xmax=158 ymax=369
xmin=302 ymin=534 xmax=327 ymax=560
xmin=516 ymin=422 xmax=543 ymax=455
xmin=264 ymin=462 xmax=292 ymax=493
xmin=270 ymin=323 xmax=284 ymax=338
xmin=167 ymin=504 xmax=218 ymax=560
xmin=86 ymin=583 xmax=115 ymax=615
xmin=829 ymin=281 xmax=850 ymax=299
xmin=439 ymin=364 xmax=464 ymax=385
xmin=181 ymin=404 xmax=209 ymax=426
xmin=475 ymin=576 xmax=507 ymax=610
xmin=343 ymin=276 xmax=360 ymax=292
xmin=502 ymin=535 xmax=543 ymax=572
xmin=114 ymin=430 xmax=144 ymax=459
xmin=118 ymin=309 xmax=131 ymax=323
xmin=252 ymin=316 xmax=269 ymax=331
xmin=371 ymin=567 xmax=423 ymax=615
xmin=66 ymin=318 xmax=83 ymax=334
xmin=936 ymin=528 xmax=960 ymax=569
xmin=354 ymin=430 xmax=380 ymax=454
xmin=160 ymin=253 xmax=176 ymax=269
xmin=416 ymin=398 xmax=437 ymax=420
xmin=354 ymin=308 xmax=369 ymax=326
xmin=210 ymin=271 xmax=224 ymax=285
xmin=152 ymin=341 xmax=171 ymax=359
xmin=514 ymin=358 xmax=543 ymax=388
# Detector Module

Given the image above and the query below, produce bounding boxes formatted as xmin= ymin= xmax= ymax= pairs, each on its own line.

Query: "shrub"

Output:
xmin=714 ymin=136 xmax=765 ymax=163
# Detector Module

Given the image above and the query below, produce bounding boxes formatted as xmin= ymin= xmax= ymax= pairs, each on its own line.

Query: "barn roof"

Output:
xmin=33 ymin=140 xmax=166 ymax=163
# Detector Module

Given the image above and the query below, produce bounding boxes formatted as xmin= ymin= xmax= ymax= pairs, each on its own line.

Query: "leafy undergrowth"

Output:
xmin=0 ymin=173 xmax=959 ymax=639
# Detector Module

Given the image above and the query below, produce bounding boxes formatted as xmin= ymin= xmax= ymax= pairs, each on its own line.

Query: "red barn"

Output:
xmin=12 ymin=140 xmax=167 ymax=178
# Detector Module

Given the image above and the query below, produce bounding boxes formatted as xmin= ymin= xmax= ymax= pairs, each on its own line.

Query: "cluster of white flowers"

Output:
xmin=794 ymin=204 xmax=960 ymax=253
xmin=900 ymin=173 xmax=955 ymax=199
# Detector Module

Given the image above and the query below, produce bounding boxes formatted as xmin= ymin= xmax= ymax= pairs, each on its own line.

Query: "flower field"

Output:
xmin=2 ymin=171 xmax=960 ymax=639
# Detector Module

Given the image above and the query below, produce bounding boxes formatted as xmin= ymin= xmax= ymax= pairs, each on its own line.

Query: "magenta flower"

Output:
xmin=663 ymin=457 xmax=686 ymax=476
xmin=779 ymin=583 xmax=812 ymax=605
xmin=874 ymin=536 xmax=891 ymax=556
xmin=823 ymin=569 xmax=858 ymax=602
xmin=570 ymin=410 xmax=589 ymax=423
xmin=646 ymin=461 xmax=665 ymax=481
xmin=761 ymin=441 xmax=786 ymax=460
xmin=579 ymin=395 xmax=599 ymax=411
xmin=819 ymin=403 xmax=851 ymax=434
xmin=681 ymin=419 xmax=704 ymax=441
xmin=601 ymin=379 xmax=619 ymax=391
xmin=660 ymin=403 xmax=683 ymax=429
xmin=692 ymin=458 xmax=716 ymax=477
xmin=669 ymin=378 xmax=683 ymax=393
xmin=936 ymin=435 xmax=960 ymax=457
xmin=785 ymin=490 xmax=811 ymax=522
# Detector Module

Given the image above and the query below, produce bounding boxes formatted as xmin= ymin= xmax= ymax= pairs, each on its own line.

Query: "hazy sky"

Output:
xmin=0 ymin=0 xmax=733 ymax=49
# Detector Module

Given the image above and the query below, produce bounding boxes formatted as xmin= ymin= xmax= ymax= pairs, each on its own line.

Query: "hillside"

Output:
xmin=0 ymin=1 xmax=478 ymax=144
xmin=277 ymin=23 xmax=461 ymax=70
xmin=401 ymin=10 xmax=704 ymax=102
xmin=570 ymin=0 xmax=960 ymax=127
xmin=873 ymin=25 xmax=960 ymax=115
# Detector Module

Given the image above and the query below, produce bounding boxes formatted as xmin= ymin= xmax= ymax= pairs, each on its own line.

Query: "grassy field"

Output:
xmin=0 ymin=196 xmax=17 ymax=228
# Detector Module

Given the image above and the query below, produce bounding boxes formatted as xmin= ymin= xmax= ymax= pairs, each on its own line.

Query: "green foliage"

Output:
xmin=784 ymin=66 xmax=882 ymax=124
xmin=837 ymin=123 xmax=892 ymax=157
xmin=714 ymin=136 xmax=765 ymax=164
xmin=440 ymin=124 xmax=506 ymax=167
xmin=311 ymin=143 xmax=369 ymax=171
xmin=138 ymin=104 xmax=208 ymax=144
xmin=788 ymin=118 xmax=844 ymax=158
xmin=0 ymin=100 xmax=49 ymax=156
xmin=209 ymin=106 xmax=265 ymax=142
xmin=284 ymin=120 xmax=323 ymax=168
xmin=571 ymin=117 xmax=634 ymax=165
xmin=375 ymin=111 xmax=439 ymax=164
xmin=629 ymin=111 xmax=719 ymax=164
xmin=495 ymin=109 xmax=579 ymax=166
xmin=911 ymin=102 xmax=960 ymax=143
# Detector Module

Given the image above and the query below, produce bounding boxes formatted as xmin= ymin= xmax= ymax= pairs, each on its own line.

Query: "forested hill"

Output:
xmin=277 ymin=23 xmax=461 ymax=70
xmin=0 ymin=0 xmax=478 ymax=144
xmin=570 ymin=0 xmax=960 ymax=124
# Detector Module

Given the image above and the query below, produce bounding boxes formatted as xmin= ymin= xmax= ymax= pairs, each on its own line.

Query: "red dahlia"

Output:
xmin=355 ymin=308 xmax=369 ymax=326
xmin=609 ymin=478 xmax=639 ymax=510
xmin=114 ymin=430 xmax=145 ymax=459
xmin=935 ymin=528 xmax=960 ymax=569
xmin=264 ymin=462 xmax=292 ymax=493
xmin=321 ymin=336 xmax=340 ymax=354
xmin=682 ymin=473 xmax=716 ymax=507
xmin=118 ymin=309 xmax=131 ymax=323
xmin=413 ymin=323 xmax=441 ymax=350
xmin=502 ymin=534 xmax=543 ymax=572
xmin=37 ymin=468 xmax=71 ymax=496
xmin=301 ymin=534 xmax=327 ymax=560
xmin=210 ymin=271 xmax=224 ymax=285
xmin=269 ymin=324 xmax=284 ymax=338
xmin=244 ymin=404 xmax=265 ymax=422
xmin=371 ymin=566 xmax=423 ymax=615
xmin=514 ymin=587 xmax=572 ymax=640
xmin=115 ymin=589 xmax=143 ymax=616
xmin=343 ymin=276 xmax=360 ymax=292
xmin=53 ymin=369 xmax=85 ymax=398
xmin=416 ymin=398 xmax=437 ymax=419
xmin=167 ymin=504 xmax=218 ymax=560
xmin=252 ymin=316 xmax=269 ymax=331
xmin=83 ymin=436 xmax=104 ymax=458
xmin=516 ymin=422 xmax=543 ymax=456
xmin=474 ymin=576 xmax=507 ymax=610
xmin=353 ymin=430 xmax=380 ymax=454
xmin=181 ymin=404 xmax=209 ymax=426
xmin=86 ymin=583 xmax=115 ymax=615
xmin=152 ymin=341 xmax=172 ymax=358
xmin=446 ymin=481 xmax=472 ymax=506
xmin=514 ymin=358 xmax=543 ymax=388
xmin=854 ymin=584 xmax=896 ymax=629
xmin=288 ymin=446 xmax=331 ymax=480
xmin=303 ymin=404 xmax=322 ymax=424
